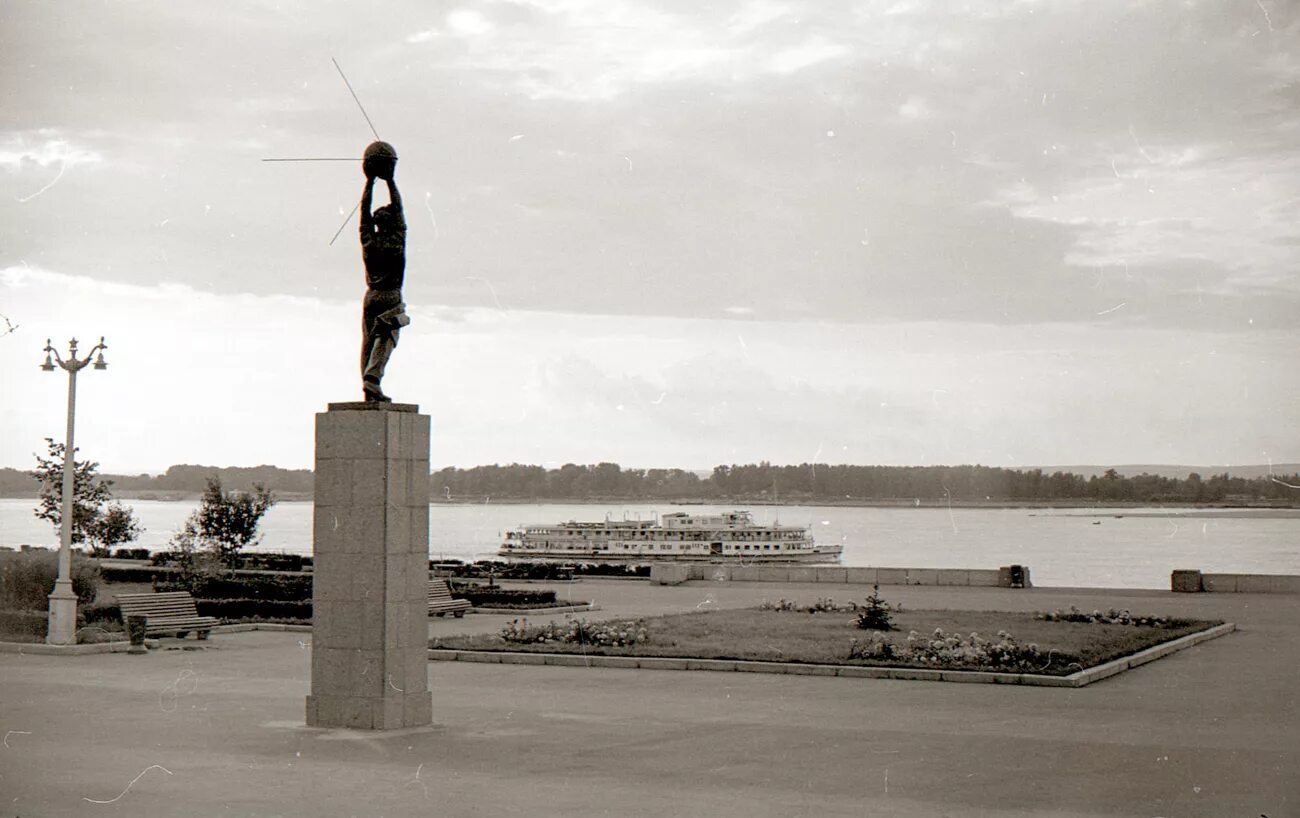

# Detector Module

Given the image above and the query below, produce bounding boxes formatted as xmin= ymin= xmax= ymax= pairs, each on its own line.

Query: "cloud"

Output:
xmin=0 ymin=132 xmax=103 ymax=170
xmin=896 ymin=95 xmax=934 ymax=122
xmin=767 ymin=38 xmax=849 ymax=75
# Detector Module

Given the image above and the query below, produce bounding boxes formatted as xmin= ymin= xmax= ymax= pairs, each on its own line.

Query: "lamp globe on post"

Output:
xmin=41 ymin=336 xmax=108 ymax=646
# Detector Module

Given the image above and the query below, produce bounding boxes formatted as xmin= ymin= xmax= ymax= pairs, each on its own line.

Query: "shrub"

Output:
xmin=0 ymin=609 xmax=49 ymax=641
xmin=80 ymin=601 xmax=122 ymax=625
xmin=499 ymin=617 xmax=648 ymax=647
xmin=854 ymin=586 xmax=895 ymax=631
xmin=0 ymin=550 xmax=100 ymax=610
xmin=112 ymin=547 xmax=151 ymax=561
xmin=195 ymin=598 xmax=312 ymax=621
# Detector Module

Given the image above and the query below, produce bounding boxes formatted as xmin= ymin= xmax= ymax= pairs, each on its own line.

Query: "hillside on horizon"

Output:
xmin=1 ymin=461 xmax=1296 ymax=503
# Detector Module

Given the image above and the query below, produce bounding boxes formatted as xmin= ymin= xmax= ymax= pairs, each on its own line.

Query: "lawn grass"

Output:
xmin=430 ymin=608 xmax=1222 ymax=676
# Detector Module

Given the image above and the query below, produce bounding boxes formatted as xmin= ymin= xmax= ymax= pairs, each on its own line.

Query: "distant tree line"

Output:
xmin=2 ymin=461 xmax=1296 ymax=504
xmin=0 ymin=464 xmax=311 ymax=497
xmin=434 ymin=462 xmax=1300 ymax=504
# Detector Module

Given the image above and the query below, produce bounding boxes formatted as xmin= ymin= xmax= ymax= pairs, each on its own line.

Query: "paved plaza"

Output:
xmin=2 ymin=580 xmax=1296 ymax=817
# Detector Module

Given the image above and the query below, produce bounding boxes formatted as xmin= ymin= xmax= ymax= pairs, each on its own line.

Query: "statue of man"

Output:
xmin=357 ymin=141 xmax=410 ymax=402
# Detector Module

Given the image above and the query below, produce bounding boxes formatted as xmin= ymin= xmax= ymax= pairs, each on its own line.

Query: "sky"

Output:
xmin=1 ymin=0 xmax=1298 ymax=474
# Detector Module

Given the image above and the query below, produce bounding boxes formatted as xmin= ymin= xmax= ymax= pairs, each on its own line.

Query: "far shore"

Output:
xmin=0 ymin=492 xmax=1295 ymax=513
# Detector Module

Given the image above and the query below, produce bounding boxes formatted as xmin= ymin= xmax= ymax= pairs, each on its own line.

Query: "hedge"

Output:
xmin=195 ymin=598 xmax=311 ymax=621
xmin=154 ymin=573 xmax=312 ymax=601
xmin=149 ymin=550 xmax=312 ymax=572
xmin=450 ymin=587 xmax=558 ymax=607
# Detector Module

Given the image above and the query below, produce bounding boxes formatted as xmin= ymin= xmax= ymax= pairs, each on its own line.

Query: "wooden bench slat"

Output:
xmin=428 ymin=579 xmax=471 ymax=618
xmin=117 ymin=591 xmax=218 ymax=638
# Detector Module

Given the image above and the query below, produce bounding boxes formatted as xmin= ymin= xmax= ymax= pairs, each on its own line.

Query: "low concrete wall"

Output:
xmin=1187 ymin=572 xmax=1300 ymax=594
xmin=651 ymin=563 xmax=1025 ymax=588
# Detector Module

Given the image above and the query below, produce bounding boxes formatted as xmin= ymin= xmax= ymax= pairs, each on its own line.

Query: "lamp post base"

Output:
xmin=47 ymin=581 xmax=78 ymax=646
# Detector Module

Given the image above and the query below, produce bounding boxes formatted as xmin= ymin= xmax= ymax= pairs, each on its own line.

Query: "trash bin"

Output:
xmin=125 ymin=615 xmax=148 ymax=655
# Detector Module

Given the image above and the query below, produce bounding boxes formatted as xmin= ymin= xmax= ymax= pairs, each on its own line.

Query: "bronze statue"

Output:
xmin=358 ymin=141 xmax=409 ymax=402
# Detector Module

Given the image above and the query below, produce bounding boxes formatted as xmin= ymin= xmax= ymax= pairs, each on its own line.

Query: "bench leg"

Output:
xmin=197 ymin=630 xmax=210 ymax=640
xmin=453 ymin=611 xmax=465 ymax=618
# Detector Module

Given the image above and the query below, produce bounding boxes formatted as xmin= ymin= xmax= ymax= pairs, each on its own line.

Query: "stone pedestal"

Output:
xmin=306 ymin=402 xmax=432 ymax=730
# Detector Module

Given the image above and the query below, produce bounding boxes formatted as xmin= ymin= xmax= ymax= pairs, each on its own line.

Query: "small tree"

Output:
xmin=84 ymin=501 xmax=143 ymax=557
xmin=854 ymin=585 xmax=895 ymax=631
xmin=31 ymin=438 xmax=141 ymax=552
xmin=193 ymin=477 xmax=275 ymax=569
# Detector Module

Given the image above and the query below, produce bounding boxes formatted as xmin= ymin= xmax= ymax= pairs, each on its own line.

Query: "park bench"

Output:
xmin=428 ymin=579 xmax=472 ymax=618
xmin=117 ymin=591 xmax=219 ymax=639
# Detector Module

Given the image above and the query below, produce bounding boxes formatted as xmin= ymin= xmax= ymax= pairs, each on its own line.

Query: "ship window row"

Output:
xmin=526 ymin=528 xmax=807 ymax=539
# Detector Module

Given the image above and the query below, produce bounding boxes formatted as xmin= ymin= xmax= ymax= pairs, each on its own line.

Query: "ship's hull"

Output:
xmin=495 ymin=546 xmax=844 ymax=564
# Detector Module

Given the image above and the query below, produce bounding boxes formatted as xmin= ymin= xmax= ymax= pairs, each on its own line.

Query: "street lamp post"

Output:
xmin=41 ymin=336 xmax=108 ymax=646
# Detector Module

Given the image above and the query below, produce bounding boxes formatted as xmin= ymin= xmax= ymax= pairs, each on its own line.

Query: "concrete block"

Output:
xmin=875 ymin=568 xmax=907 ymax=585
xmin=545 ymin=654 xmax=592 ymax=667
xmin=385 ymin=412 xmax=414 ymax=461
xmin=350 ymin=459 xmax=387 ymax=507
xmin=314 ymin=460 xmax=353 ymax=508
xmin=651 ymin=563 xmax=692 ymax=586
xmin=1201 ymin=574 xmax=1237 ymax=593
xmin=687 ymin=659 xmax=736 ymax=672
xmin=844 ymin=567 xmax=878 ymax=585
xmin=350 ymin=558 xmax=385 ymax=602
xmin=410 ymin=503 xmax=429 ymax=546
xmin=403 ymin=693 xmax=432 ymax=726
xmin=382 ymin=603 xmax=408 ymax=647
xmin=1171 ymin=569 xmax=1203 ymax=593
xmin=815 ymin=567 xmax=847 ymax=583
xmin=787 ymin=567 xmax=817 ymax=583
xmin=732 ymin=661 xmax=776 ymax=674
xmin=967 ymin=570 xmax=1000 ymax=587
xmin=941 ymin=670 xmax=993 ymax=684
xmin=641 ymin=658 xmax=688 ymax=670
xmin=376 ymin=698 xmax=404 ymax=730
xmin=1270 ymin=575 xmax=1300 ymax=594
xmin=1238 ymin=574 xmax=1273 ymax=593
xmin=403 ymin=653 xmax=429 ymax=693
xmin=414 ymin=415 xmax=431 ymax=461
xmin=508 ymin=653 xmax=548 ymax=665
xmin=906 ymin=568 xmax=938 ymax=586
xmin=785 ymin=664 xmax=837 ymax=676
xmin=937 ymin=569 xmax=969 ymax=586
xmin=339 ymin=697 xmax=374 ymax=729
xmin=358 ymin=602 xmax=386 ymax=647
xmin=597 ymin=656 xmax=640 ymax=669
xmin=312 ymin=557 xmax=349 ymax=602
xmin=316 ymin=411 xmax=387 ymax=460
xmin=310 ymin=648 xmax=354 ymax=696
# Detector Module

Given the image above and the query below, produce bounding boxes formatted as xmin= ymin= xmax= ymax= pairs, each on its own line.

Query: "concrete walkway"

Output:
xmin=2 ymin=581 xmax=1296 ymax=817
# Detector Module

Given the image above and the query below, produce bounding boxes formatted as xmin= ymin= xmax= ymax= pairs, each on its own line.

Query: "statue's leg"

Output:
xmin=363 ymin=329 xmax=397 ymax=401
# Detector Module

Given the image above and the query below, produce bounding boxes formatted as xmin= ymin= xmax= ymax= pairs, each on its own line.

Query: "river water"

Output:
xmin=1 ymin=498 xmax=1296 ymax=589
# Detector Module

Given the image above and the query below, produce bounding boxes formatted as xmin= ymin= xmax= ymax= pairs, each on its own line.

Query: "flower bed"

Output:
xmin=431 ymin=607 xmax=1221 ymax=676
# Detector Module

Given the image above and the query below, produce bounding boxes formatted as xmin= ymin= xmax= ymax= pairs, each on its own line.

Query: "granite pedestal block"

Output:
xmin=306 ymin=402 xmax=433 ymax=729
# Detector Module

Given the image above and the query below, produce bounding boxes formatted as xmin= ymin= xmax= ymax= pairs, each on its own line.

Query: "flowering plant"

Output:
xmin=1036 ymin=606 xmax=1176 ymax=627
xmin=849 ymin=627 xmax=1045 ymax=671
xmin=499 ymin=617 xmax=649 ymax=647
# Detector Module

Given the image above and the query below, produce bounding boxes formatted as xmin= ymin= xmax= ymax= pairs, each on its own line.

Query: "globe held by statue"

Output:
xmin=363 ymin=140 xmax=398 ymax=180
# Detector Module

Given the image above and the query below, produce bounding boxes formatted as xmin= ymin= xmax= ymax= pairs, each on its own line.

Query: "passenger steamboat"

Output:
xmin=498 ymin=510 xmax=843 ymax=563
